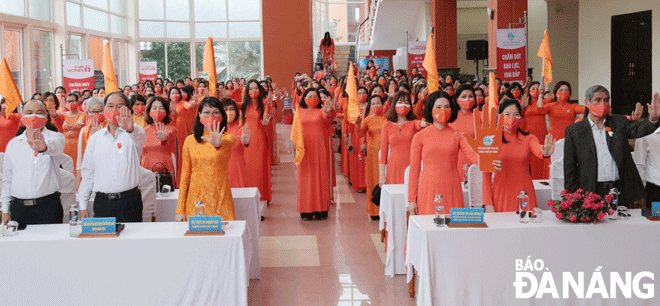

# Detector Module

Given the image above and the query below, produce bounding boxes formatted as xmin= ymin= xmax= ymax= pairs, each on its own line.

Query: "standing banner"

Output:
xmin=63 ymin=59 xmax=94 ymax=93
xmin=139 ymin=61 xmax=157 ymax=83
xmin=407 ymin=41 xmax=427 ymax=77
xmin=357 ymin=56 xmax=390 ymax=77
xmin=496 ymin=28 xmax=527 ymax=85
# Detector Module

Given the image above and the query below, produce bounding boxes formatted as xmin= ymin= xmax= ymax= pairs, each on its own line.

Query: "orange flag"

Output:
xmin=537 ymin=29 xmax=553 ymax=85
xmin=0 ymin=59 xmax=22 ymax=118
xmin=203 ymin=37 xmax=217 ymax=96
xmin=290 ymin=111 xmax=305 ymax=165
xmin=423 ymin=33 xmax=439 ymax=93
xmin=488 ymin=72 xmax=497 ymax=109
xmin=346 ymin=62 xmax=360 ymax=124
xmin=102 ymin=42 xmax=118 ymax=94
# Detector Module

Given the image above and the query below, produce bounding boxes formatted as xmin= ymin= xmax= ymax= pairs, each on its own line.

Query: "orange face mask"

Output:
xmin=529 ymin=89 xmax=540 ymax=99
xmin=556 ymin=92 xmax=570 ymax=102
xmin=432 ymin=109 xmax=451 ymax=124
xmin=305 ymin=98 xmax=320 ymax=108
xmin=358 ymin=94 xmax=368 ymax=103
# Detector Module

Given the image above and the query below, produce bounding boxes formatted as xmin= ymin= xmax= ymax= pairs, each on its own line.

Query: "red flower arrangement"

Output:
xmin=548 ymin=189 xmax=615 ymax=224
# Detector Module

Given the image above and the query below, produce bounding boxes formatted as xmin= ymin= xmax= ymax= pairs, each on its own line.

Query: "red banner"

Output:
xmin=407 ymin=41 xmax=427 ymax=77
xmin=63 ymin=59 xmax=95 ymax=93
xmin=496 ymin=28 xmax=527 ymax=85
xmin=139 ymin=61 xmax=157 ymax=83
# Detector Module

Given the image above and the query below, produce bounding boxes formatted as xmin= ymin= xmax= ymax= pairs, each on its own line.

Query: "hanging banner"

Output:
xmin=357 ymin=56 xmax=390 ymax=77
xmin=62 ymin=59 xmax=95 ymax=93
xmin=407 ymin=41 xmax=427 ymax=77
xmin=139 ymin=61 xmax=158 ymax=83
xmin=496 ymin=28 xmax=527 ymax=85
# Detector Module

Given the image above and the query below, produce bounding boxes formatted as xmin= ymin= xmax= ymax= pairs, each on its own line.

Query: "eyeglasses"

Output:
xmin=88 ymin=110 xmax=103 ymax=115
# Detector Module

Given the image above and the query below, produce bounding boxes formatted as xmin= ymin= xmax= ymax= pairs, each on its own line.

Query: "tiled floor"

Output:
xmin=248 ymin=124 xmax=415 ymax=306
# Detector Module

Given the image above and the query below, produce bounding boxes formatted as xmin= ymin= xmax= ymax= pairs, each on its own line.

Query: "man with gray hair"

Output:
xmin=564 ymin=85 xmax=660 ymax=207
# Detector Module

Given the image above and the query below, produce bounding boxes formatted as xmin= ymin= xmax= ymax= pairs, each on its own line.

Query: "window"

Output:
xmin=89 ymin=36 xmax=108 ymax=88
xmin=4 ymin=29 xmax=23 ymax=95
xmin=0 ymin=0 xmax=51 ymax=21
xmin=166 ymin=42 xmax=191 ymax=80
xmin=195 ymin=41 xmax=228 ymax=82
xmin=316 ymin=0 xmax=367 ymax=44
xmin=229 ymin=41 xmax=261 ymax=80
xmin=67 ymin=1 xmax=126 ymax=35
xmin=68 ymin=34 xmax=83 ymax=59
xmin=139 ymin=42 xmax=167 ymax=78
xmin=33 ymin=30 xmax=53 ymax=94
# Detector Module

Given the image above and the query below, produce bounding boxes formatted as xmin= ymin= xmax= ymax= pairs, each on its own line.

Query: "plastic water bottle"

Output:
xmin=434 ymin=195 xmax=445 ymax=227
xmin=518 ymin=191 xmax=530 ymax=223
xmin=609 ymin=188 xmax=620 ymax=220
xmin=69 ymin=204 xmax=81 ymax=237
xmin=195 ymin=201 xmax=206 ymax=217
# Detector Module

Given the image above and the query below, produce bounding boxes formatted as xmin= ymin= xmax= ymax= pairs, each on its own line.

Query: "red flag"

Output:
xmin=0 ymin=59 xmax=22 ymax=118
xmin=203 ymin=38 xmax=217 ymax=96
xmin=423 ymin=33 xmax=439 ymax=92
xmin=537 ymin=30 xmax=553 ymax=85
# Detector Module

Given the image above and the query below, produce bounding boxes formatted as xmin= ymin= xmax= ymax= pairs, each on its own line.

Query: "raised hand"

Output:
xmin=201 ymin=121 xmax=225 ymax=148
xmin=462 ymin=105 xmax=504 ymax=172
xmin=155 ymin=122 xmax=168 ymax=141
xmin=322 ymin=99 xmax=333 ymax=115
xmin=542 ymin=134 xmax=556 ymax=157
xmin=453 ymin=80 xmax=460 ymax=91
xmin=420 ymin=118 xmax=429 ymax=128
xmin=521 ymin=91 xmax=530 ymax=109
xmin=240 ymin=125 xmax=251 ymax=145
xmin=631 ymin=102 xmax=643 ymax=122
xmin=27 ymin=129 xmax=47 ymax=152
xmin=47 ymin=101 xmax=58 ymax=118
xmin=117 ymin=106 xmax=135 ymax=132
xmin=261 ymin=113 xmax=272 ymax=126
xmin=90 ymin=119 xmax=102 ymax=135
xmin=647 ymin=92 xmax=660 ymax=122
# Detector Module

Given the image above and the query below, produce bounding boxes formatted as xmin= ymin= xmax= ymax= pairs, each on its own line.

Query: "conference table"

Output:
xmin=378 ymin=181 xmax=552 ymax=277
xmin=0 ymin=221 xmax=249 ymax=306
xmin=156 ymin=188 xmax=262 ymax=279
xmin=405 ymin=211 xmax=660 ymax=306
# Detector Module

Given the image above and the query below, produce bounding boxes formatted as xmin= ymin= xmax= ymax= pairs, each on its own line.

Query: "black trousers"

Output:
xmin=646 ymin=182 xmax=660 ymax=207
xmin=10 ymin=193 xmax=63 ymax=226
xmin=595 ymin=181 xmax=622 ymax=206
xmin=93 ymin=189 xmax=143 ymax=222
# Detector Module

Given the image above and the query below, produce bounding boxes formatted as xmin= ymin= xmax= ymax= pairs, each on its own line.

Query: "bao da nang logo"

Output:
xmin=508 ymin=32 xmax=515 ymax=40
xmin=514 ymin=257 xmax=655 ymax=299
xmin=482 ymin=135 xmax=495 ymax=146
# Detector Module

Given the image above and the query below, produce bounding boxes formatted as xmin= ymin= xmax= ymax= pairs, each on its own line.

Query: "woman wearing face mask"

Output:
xmin=97 ymin=88 xmax=106 ymax=98
xmin=357 ymin=95 xmax=388 ymax=219
xmin=448 ymin=85 xmax=478 ymax=183
xmin=412 ymin=80 xmax=428 ymax=118
xmin=175 ymin=97 xmax=236 ymax=222
xmin=346 ymin=86 xmax=369 ymax=192
xmin=293 ymin=88 xmax=335 ymax=220
xmin=522 ymin=81 xmax=550 ymax=179
xmin=76 ymin=97 xmax=106 ymax=187
xmin=474 ymin=87 xmax=486 ymax=110
xmin=141 ymin=96 xmax=177 ymax=183
xmin=507 ymin=82 xmax=524 ymax=102
xmin=228 ymin=81 xmax=243 ymax=107
xmin=129 ymin=94 xmax=148 ymax=128
xmin=379 ymin=92 xmax=428 ymax=187
xmin=338 ymin=82 xmax=350 ymax=178
xmin=42 ymin=92 xmax=64 ymax=132
xmin=221 ymin=98 xmax=250 ymax=188
xmin=540 ymin=81 xmax=585 ymax=140
xmin=319 ymin=88 xmax=338 ymax=200
xmin=0 ymin=98 xmax=22 ymax=152
xmin=442 ymin=83 xmax=454 ymax=98
xmin=2 ymin=100 xmax=65 ymax=226
xmin=242 ymin=80 xmax=273 ymax=202
xmin=369 ymin=83 xmax=388 ymax=110
xmin=154 ymin=83 xmax=166 ymax=98
xmin=61 ymin=93 xmax=87 ymax=171
xmin=481 ymin=99 xmax=556 ymax=212
xmin=408 ymin=91 xmax=483 ymax=215
xmin=169 ymin=86 xmax=189 ymax=185
xmin=54 ymin=86 xmax=67 ymax=112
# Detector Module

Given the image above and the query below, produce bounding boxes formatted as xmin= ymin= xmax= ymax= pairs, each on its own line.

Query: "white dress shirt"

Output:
xmin=634 ymin=127 xmax=660 ymax=186
xmin=588 ymin=116 xmax=619 ymax=182
xmin=78 ymin=124 xmax=146 ymax=210
xmin=1 ymin=129 xmax=66 ymax=213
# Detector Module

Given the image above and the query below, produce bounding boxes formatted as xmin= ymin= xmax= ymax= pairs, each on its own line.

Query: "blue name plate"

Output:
xmin=82 ymin=218 xmax=116 ymax=234
xmin=652 ymin=202 xmax=660 ymax=218
xmin=188 ymin=216 xmax=223 ymax=232
xmin=450 ymin=208 xmax=484 ymax=224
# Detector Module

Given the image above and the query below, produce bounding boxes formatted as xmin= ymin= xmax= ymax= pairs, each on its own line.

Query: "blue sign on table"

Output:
xmin=652 ymin=202 xmax=660 ymax=217
xmin=450 ymin=208 xmax=484 ymax=224
xmin=188 ymin=216 xmax=223 ymax=232
xmin=81 ymin=218 xmax=116 ymax=234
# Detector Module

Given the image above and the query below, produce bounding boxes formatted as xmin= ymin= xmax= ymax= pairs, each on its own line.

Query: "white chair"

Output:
xmin=172 ymin=152 xmax=177 ymax=184
xmin=404 ymin=165 xmax=410 ymax=199
xmin=550 ymin=139 xmax=565 ymax=164
xmin=139 ymin=167 xmax=157 ymax=222
xmin=549 ymin=157 xmax=565 ymax=200
xmin=0 ymin=152 xmax=4 ymax=190
xmin=59 ymin=169 xmax=77 ymax=223
xmin=467 ymin=164 xmax=483 ymax=208
xmin=60 ymin=154 xmax=74 ymax=174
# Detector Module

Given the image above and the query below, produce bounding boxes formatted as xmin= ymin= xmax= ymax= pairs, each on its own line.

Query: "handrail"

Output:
xmin=355 ymin=16 xmax=370 ymax=62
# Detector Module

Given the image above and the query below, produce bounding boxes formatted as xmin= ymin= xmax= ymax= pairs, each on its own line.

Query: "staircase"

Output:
xmin=316 ymin=45 xmax=354 ymax=78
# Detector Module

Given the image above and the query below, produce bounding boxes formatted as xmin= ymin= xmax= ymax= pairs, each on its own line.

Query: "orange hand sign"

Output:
xmin=462 ymin=106 xmax=503 ymax=172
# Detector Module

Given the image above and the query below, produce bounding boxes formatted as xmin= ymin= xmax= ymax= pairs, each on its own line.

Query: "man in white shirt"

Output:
xmin=634 ymin=126 xmax=660 ymax=206
xmin=79 ymin=92 xmax=146 ymax=222
xmin=1 ymin=100 xmax=66 ymax=226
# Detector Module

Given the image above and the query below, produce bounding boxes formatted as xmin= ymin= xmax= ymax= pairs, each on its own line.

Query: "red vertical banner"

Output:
xmin=63 ymin=59 xmax=95 ymax=93
xmin=407 ymin=41 xmax=427 ymax=77
xmin=139 ymin=61 xmax=158 ymax=83
xmin=496 ymin=28 xmax=527 ymax=85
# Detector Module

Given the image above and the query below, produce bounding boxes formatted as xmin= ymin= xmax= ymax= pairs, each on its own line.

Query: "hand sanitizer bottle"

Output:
xmin=518 ymin=191 xmax=530 ymax=223
xmin=69 ymin=204 xmax=81 ymax=237
xmin=195 ymin=201 xmax=206 ymax=217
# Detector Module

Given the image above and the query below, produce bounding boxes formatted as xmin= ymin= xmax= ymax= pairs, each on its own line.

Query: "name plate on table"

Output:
xmin=81 ymin=218 xmax=116 ymax=234
xmin=450 ymin=208 xmax=484 ymax=224
xmin=188 ymin=216 xmax=223 ymax=232
xmin=652 ymin=203 xmax=660 ymax=218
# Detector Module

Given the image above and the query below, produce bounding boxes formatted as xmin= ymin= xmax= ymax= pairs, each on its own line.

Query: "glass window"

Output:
xmin=4 ymin=29 xmax=23 ymax=95
xmin=33 ymin=30 xmax=53 ymax=94
xmin=194 ymin=0 xmax=226 ymax=21
xmin=89 ymin=37 xmax=109 ymax=88
xmin=167 ymin=22 xmax=190 ymax=38
xmin=139 ymin=42 xmax=166 ymax=78
xmin=195 ymin=22 xmax=227 ymax=39
xmin=139 ymin=0 xmax=164 ymax=20
xmin=67 ymin=2 xmax=81 ymax=27
xmin=0 ymin=0 xmax=26 ymax=17
xmin=116 ymin=41 xmax=128 ymax=87
xmin=227 ymin=0 xmax=259 ymax=20
xmin=346 ymin=2 xmax=365 ymax=42
xmin=29 ymin=0 xmax=51 ymax=21
xmin=166 ymin=0 xmax=189 ymax=21
xmin=328 ymin=3 xmax=347 ymax=43
xmin=110 ymin=0 xmax=126 ymax=15
xmin=166 ymin=42 xmax=190 ymax=80
xmin=69 ymin=34 xmax=83 ymax=59
xmin=83 ymin=7 xmax=109 ymax=33
xmin=83 ymin=0 xmax=108 ymax=10
xmin=140 ymin=21 xmax=165 ymax=38
xmin=228 ymin=22 xmax=261 ymax=38
xmin=195 ymin=41 xmax=228 ymax=81
xmin=111 ymin=15 xmax=126 ymax=35
xmin=229 ymin=41 xmax=261 ymax=79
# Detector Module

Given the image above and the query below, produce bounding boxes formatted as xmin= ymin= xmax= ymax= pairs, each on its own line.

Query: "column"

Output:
xmin=431 ymin=0 xmax=457 ymax=69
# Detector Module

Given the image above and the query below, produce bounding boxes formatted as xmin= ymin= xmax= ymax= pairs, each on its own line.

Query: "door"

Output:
xmin=611 ymin=10 xmax=652 ymax=116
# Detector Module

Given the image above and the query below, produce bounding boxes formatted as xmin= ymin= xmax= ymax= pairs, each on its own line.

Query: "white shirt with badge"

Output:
xmin=634 ymin=127 xmax=660 ymax=186
xmin=588 ymin=116 xmax=619 ymax=182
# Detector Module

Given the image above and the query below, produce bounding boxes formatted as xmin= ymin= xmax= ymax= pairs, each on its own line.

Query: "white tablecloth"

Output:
xmin=0 ymin=222 xmax=248 ymax=306
xmin=156 ymin=188 xmax=261 ymax=279
xmin=406 ymin=211 xmax=660 ymax=306
xmin=379 ymin=180 xmax=552 ymax=277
